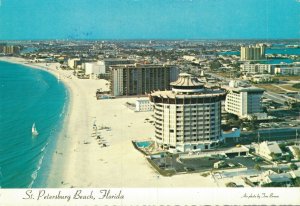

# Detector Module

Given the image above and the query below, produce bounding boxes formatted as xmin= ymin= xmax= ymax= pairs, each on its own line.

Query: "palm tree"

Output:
xmin=290 ymin=163 xmax=298 ymax=171
xmin=254 ymin=164 xmax=261 ymax=171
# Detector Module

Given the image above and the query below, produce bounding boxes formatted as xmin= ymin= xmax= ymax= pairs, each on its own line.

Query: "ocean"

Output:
xmin=0 ymin=61 xmax=68 ymax=188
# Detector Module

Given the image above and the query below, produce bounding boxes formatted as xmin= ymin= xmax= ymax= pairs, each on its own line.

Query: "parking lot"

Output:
xmin=150 ymin=154 xmax=271 ymax=174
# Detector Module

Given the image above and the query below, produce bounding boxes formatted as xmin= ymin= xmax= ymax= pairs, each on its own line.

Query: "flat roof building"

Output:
xmin=135 ymin=99 xmax=153 ymax=112
xmin=275 ymin=67 xmax=300 ymax=76
xmin=83 ymin=62 xmax=106 ymax=76
xmin=240 ymin=44 xmax=266 ymax=61
xmin=223 ymin=81 xmax=265 ymax=119
xmin=149 ymin=73 xmax=226 ymax=153
xmin=110 ymin=64 xmax=179 ymax=96
xmin=240 ymin=63 xmax=277 ymax=74
xmin=98 ymin=59 xmax=135 ymax=73
xmin=2 ymin=45 xmax=20 ymax=55
xmin=67 ymin=58 xmax=81 ymax=69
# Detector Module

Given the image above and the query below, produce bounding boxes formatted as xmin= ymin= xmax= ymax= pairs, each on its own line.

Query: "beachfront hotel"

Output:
xmin=149 ymin=73 xmax=226 ymax=152
xmin=0 ymin=45 xmax=20 ymax=55
xmin=223 ymin=81 xmax=265 ymax=119
xmin=67 ymin=58 xmax=82 ymax=69
xmin=98 ymin=58 xmax=135 ymax=73
xmin=110 ymin=63 xmax=179 ymax=96
xmin=240 ymin=44 xmax=266 ymax=61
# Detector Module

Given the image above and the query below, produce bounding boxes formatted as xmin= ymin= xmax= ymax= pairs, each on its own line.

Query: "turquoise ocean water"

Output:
xmin=0 ymin=61 xmax=68 ymax=188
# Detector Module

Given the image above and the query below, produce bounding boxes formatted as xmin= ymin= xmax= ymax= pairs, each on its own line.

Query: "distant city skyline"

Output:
xmin=0 ymin=0 xmax=299 ymax=40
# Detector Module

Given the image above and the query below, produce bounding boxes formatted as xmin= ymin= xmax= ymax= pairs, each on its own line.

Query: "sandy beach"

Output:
xmin=0 ymin=57 xmax=248 ymax=188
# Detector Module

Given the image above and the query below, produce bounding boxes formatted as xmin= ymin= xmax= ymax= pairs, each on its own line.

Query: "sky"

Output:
xmin=0 ymin=0 xmax=299 ymax=40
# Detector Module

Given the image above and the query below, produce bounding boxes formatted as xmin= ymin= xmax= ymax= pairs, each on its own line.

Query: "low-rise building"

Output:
xmin=255 ymin=141 xmax=283 ymax=161
xmin=262 ymin=173 xmax=292 ymax=185
xmin=240 ymin=63 xmax=276 ymax=74
xmin=288 ymin=145 xmax=300 ymax=160
xmin=221 ymin=128 xmax=241 ymax=142
xmin=214 ymin=161 xmax=226 ymax=169
xmin=289 ymin=169 xmax=300 ymax=179
xmin=274 ymin=67 xmax=300 ymax=75
xmin=135 ymin=99 xmax=153 ymax=112
xmin=250 ymin=74 xmax=274 ymax=83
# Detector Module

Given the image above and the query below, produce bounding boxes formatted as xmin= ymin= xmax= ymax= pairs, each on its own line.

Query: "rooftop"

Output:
xmin=170 ymin=73 xmax=203 ymax=87
xmin=150 ymin=73 xmax=226 ymax=98
xmin=259 ymin=141 xmax=282 ymax=154
xmin=289 ymin=169 xmax=300 ymax=178
xmin=110 ymin=63 xmax=175 ymax=69
xmin=100 ymin=58 xmax=133 ymax=62
xmin=150 ymin=89 xmax=226 ymax=99
xmin=267 ymin=173 xmax=292 ymax=183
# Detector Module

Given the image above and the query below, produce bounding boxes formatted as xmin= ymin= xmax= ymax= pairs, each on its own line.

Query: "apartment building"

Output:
xmin=240 ymin=44 xmax=266 ymax=61
xmin=98 ymin=59 xmax=135 ymax=73
xmin=240 ymin=63 xmax=276 ymax=74
xmin=274 ymin=67 xmax=300 ymax=75
xmin=110 ymin=64 xmax=179 ymax=96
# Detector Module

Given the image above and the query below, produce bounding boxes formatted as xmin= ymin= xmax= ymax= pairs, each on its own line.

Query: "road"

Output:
xmin=207 ymin=72 xmax=299 ymax=104
xmin=263 ymin=91 xmax=286 ymax=104
xmin=239 ymin=127 xmax=300 ymax=143
xmin=264 ymin=91 xmax=299 ymax=104
xmin=207 ymin=72 xmax=231 ymax=82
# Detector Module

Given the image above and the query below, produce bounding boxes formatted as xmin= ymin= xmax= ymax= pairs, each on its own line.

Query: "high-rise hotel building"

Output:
xmin=99 ymin=59 xmax=135 ymax=73
xmin=1 ymin=45 xmax=20 ymax=55
xmin=240 ymin=44 xmax=266 ymax=61
xmin=224 ymin=81 xmax=265 ymax=119
xmin=149 ymin=73 xmax=226 ymax=152
xmin=110 ymin=64 xmax=178 ymax=96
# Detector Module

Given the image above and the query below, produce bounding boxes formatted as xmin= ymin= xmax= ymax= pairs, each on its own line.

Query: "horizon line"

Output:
xmin=0 ymin=38 xmax=300 ymax=42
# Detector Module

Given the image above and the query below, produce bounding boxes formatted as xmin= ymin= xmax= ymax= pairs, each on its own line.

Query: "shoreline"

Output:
xmin=0 ymin=57 xmax=74 ymax=188
xmin=0 ymin=56 xmax=248 ymax=188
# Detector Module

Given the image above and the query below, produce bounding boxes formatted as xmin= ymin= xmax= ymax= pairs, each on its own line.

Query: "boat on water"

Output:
xmin=32 ymin=123 xmax=39 ymax=136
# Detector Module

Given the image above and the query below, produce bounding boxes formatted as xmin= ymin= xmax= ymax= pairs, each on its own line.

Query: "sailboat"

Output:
xmin=32 ymin=123 xmax=39 ymax=136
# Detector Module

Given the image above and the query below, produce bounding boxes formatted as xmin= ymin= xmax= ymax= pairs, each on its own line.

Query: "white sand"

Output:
xmin=0 ymin=57 xmax=249 ymax=188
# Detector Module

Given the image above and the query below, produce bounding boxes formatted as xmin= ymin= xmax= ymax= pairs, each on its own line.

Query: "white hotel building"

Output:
xmin=240 ymin=63 xmax=276 ymax=74
xmin=224 ymin=81 xmax=265 ymax=119
xmin=149 ymin=73 xmax=226 ymax=152
xmin=83 ymin=62 xmax=106 ymax=76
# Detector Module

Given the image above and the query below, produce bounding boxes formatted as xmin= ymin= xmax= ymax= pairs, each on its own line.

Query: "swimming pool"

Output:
xmin=135 ymin=141 xmax=152 ymax=148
